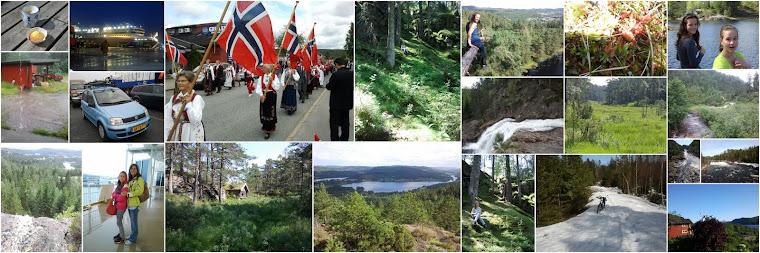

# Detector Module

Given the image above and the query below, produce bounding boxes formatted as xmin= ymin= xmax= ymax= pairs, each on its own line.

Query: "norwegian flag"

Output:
xmin=215 ymin=1 xmax=276 ymax=76
xmin=288 ymin=45 xmax=301 ymax=70
xmin=305 ymin=26 xmax=316 ymax=67
xmin=300 ymin=45 xmax=311 ymax=73
xmin=281 ymin=11 xmax=298 ymax=55
xmin=165 ymin=33 xmax=187 ymax=65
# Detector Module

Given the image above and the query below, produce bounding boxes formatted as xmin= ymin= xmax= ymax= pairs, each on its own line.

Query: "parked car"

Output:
xmin=80 ymin=87 xmax=150 ymax=141
xmin=130 ymin=84 xmax=164 ymax=109
xmin=70 ymin=80 xmax=86 ymax=106
xmin=192 ymin=63 xmax=216 ymax=90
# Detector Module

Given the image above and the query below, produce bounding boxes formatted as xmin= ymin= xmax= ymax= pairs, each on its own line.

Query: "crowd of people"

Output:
xmin=165 ymin=55 xmax=354 ymax=141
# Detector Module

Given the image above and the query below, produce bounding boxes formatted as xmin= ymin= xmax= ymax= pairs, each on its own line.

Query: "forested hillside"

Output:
xmin=668 ymin=1 xmax=759 ymax=19
xmin=165 ymin=143 xmax=312 ymax=252
xmin=314 ymin=182 xmax=460 ymax=252
xmin=461 ymin=7 xmax=563 ymax=76
xmin=355 ymin=1 xmax=460 ymax=141
xmin=669 ymin=71 xmax=759 ymax=138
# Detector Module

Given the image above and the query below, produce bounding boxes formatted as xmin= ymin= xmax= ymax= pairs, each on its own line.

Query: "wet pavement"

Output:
xmin=70 ymin=103 xmax=164 ymax=142
xmin=1 ymin=90 xmax=68 ymax=142
xmin=70 ymin=47 xmax=163 ymax=71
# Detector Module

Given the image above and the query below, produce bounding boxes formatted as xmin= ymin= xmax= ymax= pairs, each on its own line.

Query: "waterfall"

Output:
xmin=464 ymin=118 xmax=564 ymax=153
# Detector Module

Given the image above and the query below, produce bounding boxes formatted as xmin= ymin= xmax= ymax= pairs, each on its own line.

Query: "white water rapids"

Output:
xmin=463 ymin=118 xmax=564 ymax=153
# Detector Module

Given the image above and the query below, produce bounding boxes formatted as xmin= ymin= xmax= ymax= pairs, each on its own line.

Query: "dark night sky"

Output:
xmin=71 ymin=1 xmax=164 ymax=41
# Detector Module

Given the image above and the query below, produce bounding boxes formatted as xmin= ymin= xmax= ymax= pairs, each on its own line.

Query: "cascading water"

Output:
xmin=463 ymin=118 xmax=564 ymax=153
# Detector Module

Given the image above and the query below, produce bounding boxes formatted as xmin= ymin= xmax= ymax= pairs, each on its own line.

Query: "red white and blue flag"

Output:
xmin=215 ymin=1 xmax=276 ymax=76
xmin=305 ymin=26 xmax=316 ymax=67
xmin=165 ymin=33 xmax=187 ymax=65
xmin=281 ymin=11 xmax=298 ymax=55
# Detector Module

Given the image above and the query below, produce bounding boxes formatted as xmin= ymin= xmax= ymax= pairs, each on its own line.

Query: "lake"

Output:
xmin=314 ymin=177 xmax=348 ymax=182
xmin=668 ymin=20 xmax=759 ymax=69
xmin=342 ymin=175 xmax=457 ymax=193
xmin=745 ymin=224 xmax=759 ymax=229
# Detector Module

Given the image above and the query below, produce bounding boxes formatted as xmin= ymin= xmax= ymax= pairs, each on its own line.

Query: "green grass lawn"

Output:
xmin=32 ymin=126 xmax=68 ymax=139
xmin=462 ymin=186 xmax=534 ymax=252
xmin=1 ymin=81 xmax=20 ymax=96
xmin=165 ymin=194 xmax=311 ymax=252
xmin=355 ymin=36 xmax=460 ymax=141
xmin=33 ymin=78 xmax=68 ymax=93
xmin=566 ymin=102 xmax=666 ymax=154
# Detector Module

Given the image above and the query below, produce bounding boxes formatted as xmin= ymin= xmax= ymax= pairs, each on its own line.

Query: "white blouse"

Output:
xmin=254 ymin=73 xmax=286 ymax=96
xmin=164 ymin=90 xmax=205 ymax=141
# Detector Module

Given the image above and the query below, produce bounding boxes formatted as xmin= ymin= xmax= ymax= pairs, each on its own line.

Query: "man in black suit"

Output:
xmin=325 ymin=57 xmax=353 ymax=141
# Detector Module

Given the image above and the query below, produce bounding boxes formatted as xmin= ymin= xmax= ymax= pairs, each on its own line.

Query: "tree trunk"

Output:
xmin=387 ymin=2 xmax=395 ymax=67
xmin=426 ymin=1 xmax=431 ymax=38
xmin=168 ymin=143 xmax=174 ymax=194
xmin=194 ymin=144 xmax=200 ymax=204
xmin=505 ymin=155 xmax=512 ymax=203
xmin=470 ymin=155 xmax=481 ymax=206
xmin=395 ymin=2 xmax=401 ymax=45
xmin=517 ymin=155 xmax=522 ymax=206
xmin=491 ymin=155 xmax=495 ymax=196
xmin=219 ymin=145 xmax=224 ymax=203
xmin=417 ymin=1 xmax=423 ymax=39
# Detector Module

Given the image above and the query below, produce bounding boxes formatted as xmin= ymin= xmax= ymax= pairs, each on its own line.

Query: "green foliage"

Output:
xmin=724 ymin=223 xmax=760 ymax=252
xmin=1 ymin=150 xmax=82 ymax=218
xmin=315 ymin=182 xmax=460 ymax=252
xmin=668 ymin=140 xmax=686 ymax=160
xmin=166 ymin=194 xmax=311 ymax=252
xmin=462 ymin=78 xmax=563 ymax=123
xmin=186 ymin=48 xmax=203 ymax=70
xmin=68 ymin=213 xmax=82 ymax=252
xmin=669 ymin=1 xmax=759 ymax=19
xmin=705 ymin=146 xmax=759 ymax=164
xmin=462 ymin=7 xmax=563 ymax=76
xmin=566 ymin=102 xmax=667 ymax=154
xmin=355 ymin=2 xmax=460 ymax=141
xmin=2 ymin=81 xmax=20 ymax=96
xmin=695 ymin=103 xmax=759 ymax=138
xmin=536 ymin=155 xmax=594 ymax=227
xmin=344 ymin=22 xmax=355 ymax=58
xmin=32 ymin=126 xmax=68 ymax=139
xmin=565 ymin=1 xmax=666 ymax=76
xmin=32 ymin=78 xmax=69 ymax=93
xmin=668 ymin=78 xmax=690 ymax=130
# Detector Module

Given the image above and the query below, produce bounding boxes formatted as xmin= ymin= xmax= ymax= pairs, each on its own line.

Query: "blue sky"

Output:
xmin=239 ymin=142 xmax=300 ymax=167
xmin=581 ymin=155 xmax=617 ymax=166
xmin=701 ymin=139 xmax=759 ymax=156
xmin=165 ymin=1 xmax=353 ymax=49
xmin=314 ymin=142 xmax=460 ymax=168
xmin=669 ymin=184 xmax=759 ymax=222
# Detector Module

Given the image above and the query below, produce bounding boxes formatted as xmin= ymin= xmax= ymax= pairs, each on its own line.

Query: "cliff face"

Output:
xmin=1 ymin=213 xmax=79 ymax=252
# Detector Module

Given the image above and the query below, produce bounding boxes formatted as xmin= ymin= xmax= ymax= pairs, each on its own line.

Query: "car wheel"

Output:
xmin=97 ymin=123 xmax=109 ymax=141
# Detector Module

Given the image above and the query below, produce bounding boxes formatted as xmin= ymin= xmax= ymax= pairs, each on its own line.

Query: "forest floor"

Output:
xmin=165 ymin=194 xmax=311 ymax=252
xmin=536 ymin=186 xmax=666 ymax=252
xmin=462 ymin=185 xmax=534 ymax=252
xmin=701 ymin=161 xmax=759 ymax=183
xmin=670 ymin=111 xmax=713 ymax=138
xmin=668 ymin=150 xmax=700 ymax=183
xmin=566 ymin=103 xmax=666 ymax=154
xmin=355 ymin=36 xmax=460 ymax=141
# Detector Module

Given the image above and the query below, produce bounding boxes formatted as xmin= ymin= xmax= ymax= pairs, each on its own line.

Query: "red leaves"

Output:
xmin=622 ymin=31 xmax=636 ymax=43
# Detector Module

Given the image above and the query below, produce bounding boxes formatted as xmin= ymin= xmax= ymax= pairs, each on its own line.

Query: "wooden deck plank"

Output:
xmin=1 ymin=1 xmax=48 ymax=34
xmin=15 ymin=1 xmax=68 ymax=51
xmin=1 ymin=1 xmax=67 ymax=51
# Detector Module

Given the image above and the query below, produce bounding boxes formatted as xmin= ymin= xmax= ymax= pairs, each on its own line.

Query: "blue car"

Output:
xmin=80 ymin=87 xmax=150 ymax=141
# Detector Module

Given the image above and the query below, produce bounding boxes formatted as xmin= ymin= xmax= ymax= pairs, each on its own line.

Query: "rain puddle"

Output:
xmin=2 ymin=90 xmax=67 ymax=132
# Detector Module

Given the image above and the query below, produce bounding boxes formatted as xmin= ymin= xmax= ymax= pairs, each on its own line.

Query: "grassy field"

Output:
xmin=1 ymin=81 xmax=20 ymax=96
xmin=355 ymin=37 xmax=460 ymax=141
xmin=462 ymin=185 xmax=534 ymax=252
xmin=32 ymin=126 xmax=68 ymax=139
xmin=694 ymin=102 xmax=759 ymax=138
xmin=165 ymin=194 xmax=311 ymax=252
xmin=566 ymin=102 xmax=666 ymax=154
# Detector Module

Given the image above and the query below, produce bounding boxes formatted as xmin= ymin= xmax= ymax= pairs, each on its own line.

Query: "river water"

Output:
xmin=668 ymin=20 xmax=759 ymax=69
xmin=463 ymin=118 xmax=564 ymax=154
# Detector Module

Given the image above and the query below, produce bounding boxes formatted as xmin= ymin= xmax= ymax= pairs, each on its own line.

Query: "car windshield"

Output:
xmin=71 ymin=84 xmax=85 ymax=90
xmin=94 ymin=89 xmax=133 ymax=106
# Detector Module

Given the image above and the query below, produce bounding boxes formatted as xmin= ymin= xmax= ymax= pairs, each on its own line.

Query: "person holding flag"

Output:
xmin=281 ymin=59 xmax=300 ymax=115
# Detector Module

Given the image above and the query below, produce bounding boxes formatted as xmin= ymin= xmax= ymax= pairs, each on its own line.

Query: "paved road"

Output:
xmin=165 ymin=72 xmax=353 ymax=141
xmin=70 ymin=103 xmax=164 ymax=142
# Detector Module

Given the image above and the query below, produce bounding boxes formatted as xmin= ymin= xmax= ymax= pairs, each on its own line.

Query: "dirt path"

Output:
xmin=675 ymin=150 xmax=700 ymax=183
xmin=672 ymin=112 xmax=713 ymax=138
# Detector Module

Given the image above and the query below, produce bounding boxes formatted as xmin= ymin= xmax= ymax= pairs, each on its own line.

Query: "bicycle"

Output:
xmin=596 ymin=196 xmax=606 ymax=214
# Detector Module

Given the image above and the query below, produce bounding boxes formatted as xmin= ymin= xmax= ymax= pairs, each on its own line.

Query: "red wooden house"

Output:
xmin=1 ymin=59 xmax=60 ymax=89
xmin=668 ymin=215 xmax=693 ymax=239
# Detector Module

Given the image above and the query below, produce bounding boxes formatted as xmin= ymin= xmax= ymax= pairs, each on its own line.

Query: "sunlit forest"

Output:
xmin=462 ymin=155 xmax=535 ymax=252
xmin=355 ymin=1 xmax=461 ymax=141
xmin=165 ymin=143 xmax=312 ymax=252
xmin=462 ymin=7 xmax=563 ymax=76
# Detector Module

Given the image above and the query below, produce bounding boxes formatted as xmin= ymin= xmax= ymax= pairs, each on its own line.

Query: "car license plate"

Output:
xmin=132 ymin=123 xmax=146 ymax=132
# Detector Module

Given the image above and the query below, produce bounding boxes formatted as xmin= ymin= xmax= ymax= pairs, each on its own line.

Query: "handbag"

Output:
xmin=106 ymin=199 xmax=117 ymax=215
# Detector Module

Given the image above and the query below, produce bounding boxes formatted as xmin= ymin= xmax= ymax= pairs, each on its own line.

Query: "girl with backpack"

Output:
xmin=124 ymin=164 xmax=145 ymax=245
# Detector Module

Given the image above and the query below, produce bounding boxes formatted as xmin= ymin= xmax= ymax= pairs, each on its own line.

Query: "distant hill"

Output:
xmin=315 ymin=165 xmax=455 ymax=182
xmin=462 ymin=6 xmax=562 ymax=20
xmin=728 ymin=216 xmax=760 ymax=225
xmin=3 ymin=148 xmax=81 ymax=157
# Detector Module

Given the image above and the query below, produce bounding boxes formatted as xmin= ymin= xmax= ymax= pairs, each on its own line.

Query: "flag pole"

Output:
xmin=167 ymin=1 xmax=231 ymax=141
xmin=265 ymin=1 xmax=298 ymax=95
xmin=283 ymin=21 xmax=315 ymax=91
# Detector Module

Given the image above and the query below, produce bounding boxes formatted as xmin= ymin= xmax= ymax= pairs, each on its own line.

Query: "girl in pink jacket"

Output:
xmin=111 ymin=171 xmax=129 ymax=243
